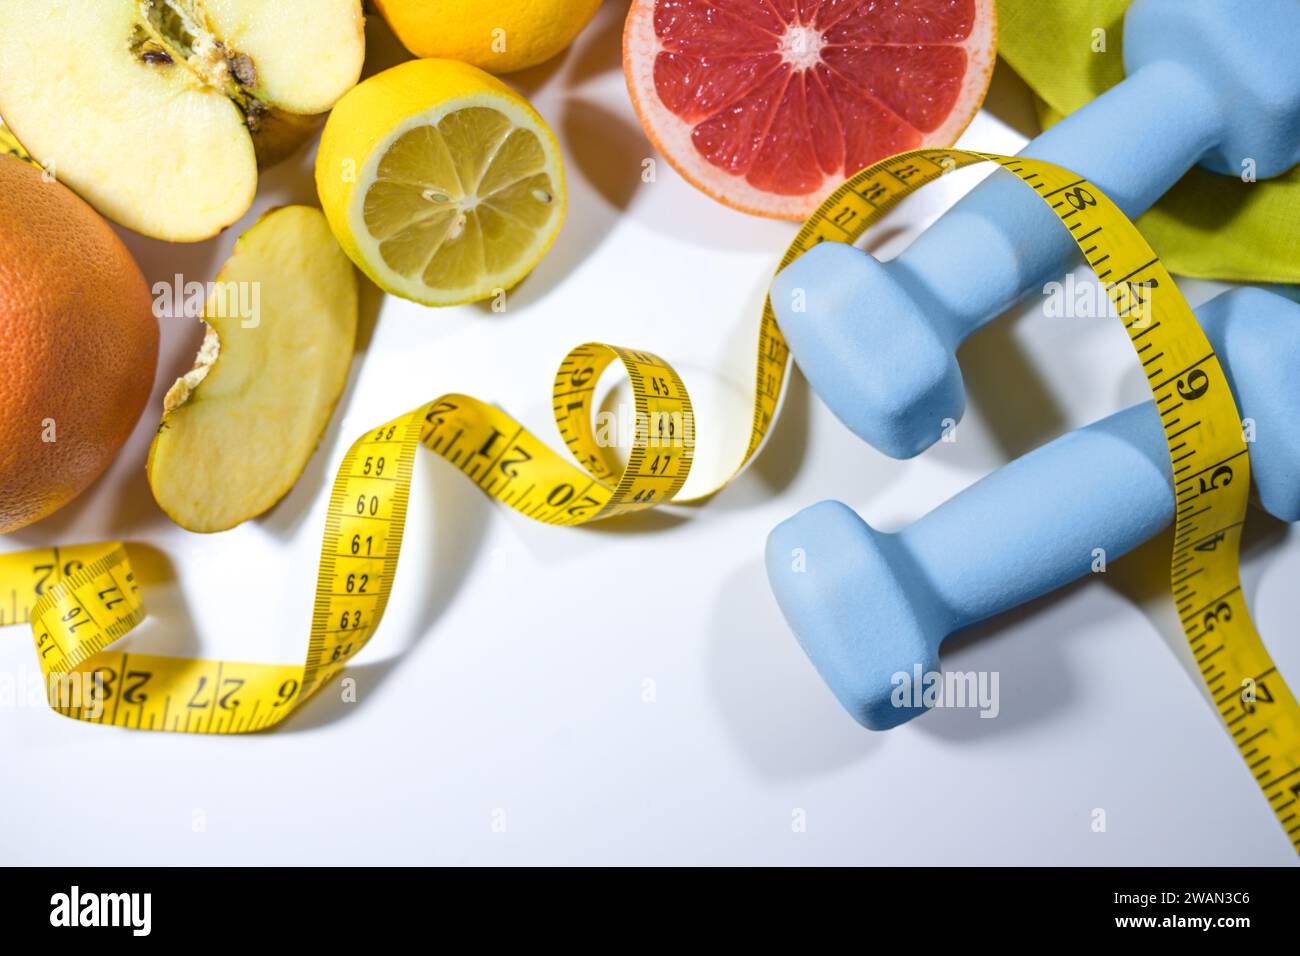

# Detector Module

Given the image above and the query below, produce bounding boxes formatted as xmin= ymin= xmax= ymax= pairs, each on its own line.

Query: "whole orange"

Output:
xmin=0 ymin=155 xmax=158 ymax=533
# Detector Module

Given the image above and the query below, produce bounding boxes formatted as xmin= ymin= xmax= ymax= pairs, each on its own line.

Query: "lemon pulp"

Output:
xmin=361 ymin=106 xmax=561 ymax=300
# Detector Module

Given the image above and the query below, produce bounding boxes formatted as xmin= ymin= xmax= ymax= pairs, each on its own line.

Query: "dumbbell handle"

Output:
xmin=900 ymin=285 xmax=1277 ymax=636
xmin=900 ymin=400 xmax=1170 ymax=634
xmin=899 ymin=60 xmax=1222 ymax=348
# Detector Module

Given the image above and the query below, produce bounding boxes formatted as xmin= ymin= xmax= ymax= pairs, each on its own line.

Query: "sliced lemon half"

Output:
xmin=317 ymin=58 xmax=566 ymax=307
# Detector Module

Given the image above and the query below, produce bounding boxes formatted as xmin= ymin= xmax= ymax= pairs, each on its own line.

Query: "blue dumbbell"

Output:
xmin=766 ymin=288 xmax=1300 ymax=730
xmin=770 ymin=0 xmax=1300 ymax=459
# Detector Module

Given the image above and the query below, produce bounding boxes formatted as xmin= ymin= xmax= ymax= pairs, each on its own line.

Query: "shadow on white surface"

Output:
xmin=563 ymin=0 xmax=628 ymax=91
xmin=958 ymin=310 xmax=1069 ymax=462
xmin=917 ymin=584 xmax=1085 ymax=742
xmin=491 ymin=96 xmax=634 ymax=315
xmin=277 ymin=451 xmax=494 ymax=733
xmin=708 ymin=557 xmax=882 ymax=779
xmin=479 ymin=5 xmax=632 ymax=314
xmin=714 ymin=366 xmax=813 ymax=508
xmin=112 ymin=542 xmax=202 ymax=661
xmin=563 ymin=99 xmax=641 ymax=215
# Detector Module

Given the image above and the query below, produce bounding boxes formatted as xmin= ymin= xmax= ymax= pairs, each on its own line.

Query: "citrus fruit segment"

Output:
xmin=623 ymin=0 xmax=996 ymax=219
xmin=317 ymin=59 xmax=566 ymax=307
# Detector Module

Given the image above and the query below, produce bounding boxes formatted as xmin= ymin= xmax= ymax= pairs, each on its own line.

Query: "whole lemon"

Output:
xmin=374 ymin=0 xmax=602 ymax=74
xmin=0 ymin=156 xmax=158 ymax=533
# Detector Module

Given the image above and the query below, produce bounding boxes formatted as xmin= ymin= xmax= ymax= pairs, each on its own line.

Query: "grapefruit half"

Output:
xmin=624 ymin=0 xmax=996 ymax=219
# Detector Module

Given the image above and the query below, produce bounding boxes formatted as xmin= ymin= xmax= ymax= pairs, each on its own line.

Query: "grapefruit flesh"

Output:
xmin=624 ymin=0 xmax=996 ymax=219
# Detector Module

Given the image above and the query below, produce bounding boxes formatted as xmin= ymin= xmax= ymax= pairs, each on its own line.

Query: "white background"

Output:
xmin=3 ymin=3 xmax=1298 ymax=865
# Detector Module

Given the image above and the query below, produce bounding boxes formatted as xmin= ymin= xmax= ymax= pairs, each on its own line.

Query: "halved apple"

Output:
xmin=148 ymin=205 xmax=358 ymax=533
xmin=0 ymin=1 xmax=364 ymax=241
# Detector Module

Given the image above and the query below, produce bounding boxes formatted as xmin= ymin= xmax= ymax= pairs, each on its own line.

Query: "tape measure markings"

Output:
xmin=3 ymin=146 xmax=1297 ymax=853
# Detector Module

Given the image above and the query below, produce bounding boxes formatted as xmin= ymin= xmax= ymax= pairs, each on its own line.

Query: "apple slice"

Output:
xmin=0 ymin=0 xmax=364 ymax=241
xmin=148 ymin=205 xmax=358 ymax=533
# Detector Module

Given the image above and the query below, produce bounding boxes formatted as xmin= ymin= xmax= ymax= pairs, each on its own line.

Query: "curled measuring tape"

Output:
xmin=0 ymin=332 xmax=781 ymax=733
xmin=2 ymin=147 xmax=1297 ymax=851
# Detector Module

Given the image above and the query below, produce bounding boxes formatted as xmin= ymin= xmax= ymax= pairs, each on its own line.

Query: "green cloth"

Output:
xmin=996 ymin=0 xmax=1300 ymax=282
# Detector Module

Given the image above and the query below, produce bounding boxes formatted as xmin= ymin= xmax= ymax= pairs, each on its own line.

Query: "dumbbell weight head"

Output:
xmin=1125 ymin=0 xmax=1300 ymax=178
xmin=1203 ymin=287 xmax=1300 ymax=523
xmin=768 ymin=499 xmax=942 ymax=730
xmin=770 ymin=241 xmax=964 ymax=459
xmin=767 ymin=288 xmax=1300 ymax=729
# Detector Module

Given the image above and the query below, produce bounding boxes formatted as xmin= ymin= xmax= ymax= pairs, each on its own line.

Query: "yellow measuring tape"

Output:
xmin=0 ymin=123 xmax=38 ymax=168
xmin=2 ymin=148 xmax=1297 ymax=850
